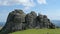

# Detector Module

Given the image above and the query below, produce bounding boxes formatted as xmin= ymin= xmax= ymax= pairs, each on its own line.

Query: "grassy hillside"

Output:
xmin=10 ymin=29 xmax=60 ymax=34
xmin=0 ymin=27 xmax=2 ymax=30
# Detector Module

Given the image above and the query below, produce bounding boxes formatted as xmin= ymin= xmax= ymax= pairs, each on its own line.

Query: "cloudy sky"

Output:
xmin=0 ymin=0 xmax=60 ymax=22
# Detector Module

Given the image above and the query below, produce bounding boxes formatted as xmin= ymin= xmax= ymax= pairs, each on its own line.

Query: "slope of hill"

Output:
xmin=10 ymin=29 xmax=60 ymax=34
xmin=51 ymin=20 xmax=60 ymax=27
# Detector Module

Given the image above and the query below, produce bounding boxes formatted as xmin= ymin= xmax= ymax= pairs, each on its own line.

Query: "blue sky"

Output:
xmin=0 ymin=0 xmax=60 ymax=22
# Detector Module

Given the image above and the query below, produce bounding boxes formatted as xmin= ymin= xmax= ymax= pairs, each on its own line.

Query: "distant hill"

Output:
xmin=0 ymin=22 xmax=5 ymax=27
xmin=51 ymin=20 xmax=60 ymax=27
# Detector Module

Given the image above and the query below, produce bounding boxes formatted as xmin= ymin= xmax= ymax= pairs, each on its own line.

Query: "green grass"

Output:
xmin=0 ymin=27 xmax=2 ymax=30
xmin=10 ymin=28 xmax=60 ymax=34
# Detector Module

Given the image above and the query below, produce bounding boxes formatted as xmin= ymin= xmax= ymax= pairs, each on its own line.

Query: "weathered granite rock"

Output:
xmin=0 ymin=9 xmax=26 ymax=34
xmin=35 ymin=14 xmax=55 ymax=29
xmin=0 ymin=9 xmax=55 ymax=34
xmin=49 ymin=22 xmax=55 ymax=29
xmin=36 ymin=14 xmax=44 ymax=28
xmin=25 ymin=11 xmax=37 ymax=28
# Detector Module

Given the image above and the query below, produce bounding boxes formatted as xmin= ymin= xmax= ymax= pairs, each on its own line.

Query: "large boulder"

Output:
xmin=36 ymin=14 xmax=55 ymax=29
xmin=25 ymin=11 xmax=37 ymax=28
xmin=36 ymin=14 xmax=43 ymax=28
xmin=0 ymin=9 xmax=26 ymax=34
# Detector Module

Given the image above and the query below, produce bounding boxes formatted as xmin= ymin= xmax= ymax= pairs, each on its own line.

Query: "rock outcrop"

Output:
xmin=25 ymin=11 xmax=37 ymax=28
xmin=0 ymin=9 xmax=55 ymax=34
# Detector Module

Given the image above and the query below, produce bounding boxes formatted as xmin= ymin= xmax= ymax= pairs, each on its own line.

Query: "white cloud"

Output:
xmin=13 ymin=0 xmax=35 ymax=10
xmin=0 ymin=0 xmax=35 ymax=10
xmin=0 ymin=0 xmax=8 ymax=6
xmin=0 ymin=0 xmax=47 ymax=10
xmin=0 ymin=0 xmax=35 ymax=6
xmin=37 ymin=0 xmax=47 ymax=4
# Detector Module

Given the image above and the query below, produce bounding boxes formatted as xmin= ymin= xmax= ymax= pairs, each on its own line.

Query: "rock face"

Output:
xmin=0 ymin=10 xmax=26 ymax=34
xmin=0 ymin=9 xmax=55 ymax=34
xmin=25 ymin=11 xmax=37 ymax=28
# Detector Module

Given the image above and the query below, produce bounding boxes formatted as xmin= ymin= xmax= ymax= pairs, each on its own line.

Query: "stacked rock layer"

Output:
xmin=0 ymin=9 xmax=55 ymax=34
